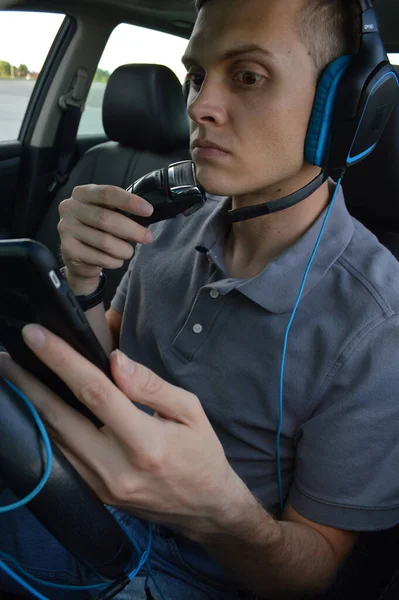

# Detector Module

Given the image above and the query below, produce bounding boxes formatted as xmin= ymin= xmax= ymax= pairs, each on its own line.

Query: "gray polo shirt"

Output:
xmin=111 ymin=184 xmax=399 ymax=531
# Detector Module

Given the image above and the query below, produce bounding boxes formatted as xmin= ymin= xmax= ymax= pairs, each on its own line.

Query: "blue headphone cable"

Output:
xmin=276 ymin=177 xmax=344 ymax=511
xmin=0 ymin=380 xmax=53 ymax=513
xmin=0 ymin=379 xmax=167 ymax=600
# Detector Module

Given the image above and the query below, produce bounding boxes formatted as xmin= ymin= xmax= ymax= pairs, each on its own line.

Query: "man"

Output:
xmin=1 ymin=0 xmax=399 ymax=599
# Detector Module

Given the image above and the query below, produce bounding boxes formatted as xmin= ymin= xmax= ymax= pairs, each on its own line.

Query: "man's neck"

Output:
xmin=224 ymin=176 xmax=331 ymax=280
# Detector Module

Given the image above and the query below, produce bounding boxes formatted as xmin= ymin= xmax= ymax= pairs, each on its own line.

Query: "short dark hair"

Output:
xmin=194 ymin=0 xmax=361 ymax=76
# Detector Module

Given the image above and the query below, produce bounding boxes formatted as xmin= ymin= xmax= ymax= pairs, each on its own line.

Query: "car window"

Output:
xmin=0 ymin=11 xmax=65 ymax=142
xmin=78 ymin=23 xmax=188 ymax=137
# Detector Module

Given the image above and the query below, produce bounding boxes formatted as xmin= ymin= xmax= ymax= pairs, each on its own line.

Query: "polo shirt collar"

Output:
xmin=195 ymin=183 xmax=354 ymax=314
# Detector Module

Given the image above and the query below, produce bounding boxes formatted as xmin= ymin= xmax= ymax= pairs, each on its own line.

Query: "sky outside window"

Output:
xmin=0 ymin=12 xmax=189 ymax=81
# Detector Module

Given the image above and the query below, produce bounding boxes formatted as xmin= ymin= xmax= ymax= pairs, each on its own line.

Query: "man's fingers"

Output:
xmin=0 ymin=351 xmax=147 ymax=496
xmin=72 ymin=184 xmax=154 ymax=217
xmin=60 ymin=199 xmax=152 ymax=245
xmin=0 ymin=353 xmax=119 ymax=502
xmin=0 ymin=351 xmax=102 ymax=447
xmin=53 ymin=439 xmax=116 ymax=504
xmin=111 ymin=350 xmax=206 ymax=429
xmin=60 ymin=218 xmax=135 ymax=261
xmin=20 ymin=325 xmax=163 ymax=450
xmin=0 ymin=351 xmax=65 ymax=425
xmin=61 ymin=237 xmax=126 ymax=271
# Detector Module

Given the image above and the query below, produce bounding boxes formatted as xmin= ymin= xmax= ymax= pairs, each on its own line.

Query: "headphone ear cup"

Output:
xmin=305 ymin=55 xmax=352 ymax=167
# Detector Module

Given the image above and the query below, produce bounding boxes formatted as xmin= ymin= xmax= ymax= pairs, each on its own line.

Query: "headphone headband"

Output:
xmin=359 ymin=0 xmax=374 ymax=11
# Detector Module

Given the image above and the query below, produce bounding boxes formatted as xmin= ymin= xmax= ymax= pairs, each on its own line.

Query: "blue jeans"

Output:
xmin=0 ymin=490 xmax=257 ymax=600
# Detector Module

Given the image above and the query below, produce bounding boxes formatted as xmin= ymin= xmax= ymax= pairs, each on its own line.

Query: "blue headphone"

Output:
xmin=305 ymin=0 xmax=399 ymax=172
xmin=185 ymin=0 xmax=399 ymax=222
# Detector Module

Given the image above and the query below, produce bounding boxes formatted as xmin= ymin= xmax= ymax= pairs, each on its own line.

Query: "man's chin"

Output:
xmin=195 ymin=166 xmax=235 ymax=198
xmin=193 ymin=161 xmax=267 ymax=198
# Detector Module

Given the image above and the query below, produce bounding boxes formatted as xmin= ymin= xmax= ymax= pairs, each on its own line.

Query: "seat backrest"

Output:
xmin=316 ymin=526 xmax=399 ymax=600
xmin=342 ymin=66 xmax=399 ymax=259
xmin=379 ymin=569 xmax=399 ymax=600
xmin=333 ymin=67 xmax=399 ymax=600
xmin=35 ymin=63 xmax=190 ymax=307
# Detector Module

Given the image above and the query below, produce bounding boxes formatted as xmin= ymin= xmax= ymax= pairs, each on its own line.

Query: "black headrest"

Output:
xmin=342 ymin=66 xmax=399 ymax=232
xmin=102 ymin=63 xmax=189 ymax=153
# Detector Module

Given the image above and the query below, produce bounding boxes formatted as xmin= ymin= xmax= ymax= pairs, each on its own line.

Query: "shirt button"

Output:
xmin=193 ymin=324 xmax=203 ymax=334
xmin=210 ymin=289 xmax=220 ymax=299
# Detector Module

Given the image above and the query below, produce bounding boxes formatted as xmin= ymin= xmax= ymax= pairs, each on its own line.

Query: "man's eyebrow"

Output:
xmin=181 ymin=43 xmax=276 ymax=67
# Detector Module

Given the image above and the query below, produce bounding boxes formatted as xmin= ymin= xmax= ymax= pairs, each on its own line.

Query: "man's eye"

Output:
xmin=234 ymin=71 xmax=264 ymax=86
xmin=187 ymin=72 xmax=204 ymax=89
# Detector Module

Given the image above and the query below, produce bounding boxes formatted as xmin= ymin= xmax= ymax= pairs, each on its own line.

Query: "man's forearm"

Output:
xmin=200 ymin=490 xmax=338 ymax=600
xmin=66 ymin=273 xmax=116 ymax=356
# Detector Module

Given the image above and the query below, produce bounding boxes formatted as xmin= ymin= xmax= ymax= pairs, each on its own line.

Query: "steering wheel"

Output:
xmin=0 ymin=377 xmax=135 ymax=580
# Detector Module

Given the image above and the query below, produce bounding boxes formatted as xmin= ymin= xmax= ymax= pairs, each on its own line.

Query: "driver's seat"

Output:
xmin=342 ymin=66 xmax=399 ymax=259
xmin=325 ymin=68 xmax=399 ymax=597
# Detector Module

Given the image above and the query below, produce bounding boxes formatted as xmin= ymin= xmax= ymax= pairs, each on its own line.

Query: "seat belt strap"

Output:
xmin=48 ymin=67 xmax=88 ymax=193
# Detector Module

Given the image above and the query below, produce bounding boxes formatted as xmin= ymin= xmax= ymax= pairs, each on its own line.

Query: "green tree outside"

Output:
xmin=17 ymin=64 xmax=29 ymax=78
xmin=0 ymin=60 xmax=31 ymax=79
xmin=0 ymin=61 xmax=11 ymax=78
xmin=94 ymin=68 xmax=110 ymax=84
xmin=0 ymin=61 xmax=111 ymax=82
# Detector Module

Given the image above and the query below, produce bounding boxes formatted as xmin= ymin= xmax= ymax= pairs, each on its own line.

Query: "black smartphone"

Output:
xmin=0 ymin=239 xmax=107 ymax=427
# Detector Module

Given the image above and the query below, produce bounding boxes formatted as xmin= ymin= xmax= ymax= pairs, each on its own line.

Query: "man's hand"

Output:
xmin=0 ymin=324 xmax=249 ymax=542
xmin=58 ymin=184 xmax=154 ymax=295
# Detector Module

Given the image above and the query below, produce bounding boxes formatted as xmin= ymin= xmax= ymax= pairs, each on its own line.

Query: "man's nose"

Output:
xmin=187 ymin=80 xmax=227 ymax=126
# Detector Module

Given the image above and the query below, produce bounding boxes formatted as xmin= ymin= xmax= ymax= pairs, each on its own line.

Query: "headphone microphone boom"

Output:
xmin=125 ymin=0 xmax=399 ymax=225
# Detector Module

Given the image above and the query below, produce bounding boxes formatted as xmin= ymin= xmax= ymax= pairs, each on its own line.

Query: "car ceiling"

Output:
xmin=0 ymin=0 xmax=194 ymax=39
xmin=0 ymin=0 xmax=399 ymax=51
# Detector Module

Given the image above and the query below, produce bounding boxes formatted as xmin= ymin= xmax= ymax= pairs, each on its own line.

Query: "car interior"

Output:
xmin=0 ymin=0 xmax=399 ymax=598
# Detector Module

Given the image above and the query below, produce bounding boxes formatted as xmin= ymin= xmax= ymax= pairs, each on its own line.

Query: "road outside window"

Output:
xmin=78 ymin=23 xmax=188 ymax=137
xmin=0 ymin=11 xmax=65 ymax=142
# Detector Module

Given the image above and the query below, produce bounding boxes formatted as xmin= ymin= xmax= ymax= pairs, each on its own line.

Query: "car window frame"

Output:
xmin=12 ymin=13 xmax=77 ymax=143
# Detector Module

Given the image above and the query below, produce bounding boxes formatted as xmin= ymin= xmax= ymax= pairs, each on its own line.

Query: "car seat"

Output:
xmin=318 ymin=67 xmax=399 ymax=600
xmin=342 ymin=66 xmax=399 ymax=259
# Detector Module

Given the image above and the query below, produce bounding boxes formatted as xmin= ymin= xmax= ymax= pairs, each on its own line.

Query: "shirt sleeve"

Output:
xmin=288 ymin=313 xmax=399 ymax=531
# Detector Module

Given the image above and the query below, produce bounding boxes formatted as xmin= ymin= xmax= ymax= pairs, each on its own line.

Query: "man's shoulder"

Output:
xmin=338 ymin=217 xmax=399 ymax=315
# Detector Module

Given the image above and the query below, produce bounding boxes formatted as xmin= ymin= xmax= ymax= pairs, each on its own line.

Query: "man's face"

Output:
xmin=183 ymin=0 xmax=319 ymax=198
